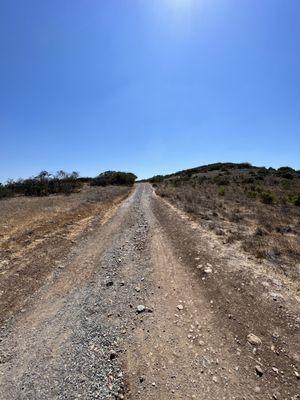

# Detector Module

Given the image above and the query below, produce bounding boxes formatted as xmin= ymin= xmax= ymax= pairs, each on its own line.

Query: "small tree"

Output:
xmin=91 ymin=171 xmax=137 ymax=186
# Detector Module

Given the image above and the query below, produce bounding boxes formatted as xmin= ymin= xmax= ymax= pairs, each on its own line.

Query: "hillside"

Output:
xmin=150 ymin=163 xmax=300 ymax=280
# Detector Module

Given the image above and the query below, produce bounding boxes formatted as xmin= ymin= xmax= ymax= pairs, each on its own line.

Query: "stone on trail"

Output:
xmin=247 ymin=333 xmax=262 ymax=346
xmin=255 ymin=365 xmax=263 ymax=377
xmin=204 ymin=266 xmax=213 ymax=274
xmin=137 ymin=305 xmax=145 ymax=313
xmin=177 ymin=304 xmax=184 ymax=310
xmin=109 ymin=350 xmax=117 ymax=360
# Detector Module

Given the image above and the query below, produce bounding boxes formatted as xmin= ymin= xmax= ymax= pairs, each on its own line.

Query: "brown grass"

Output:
xmin=155 ymin=169 xmax=300 ymax=280
xmin=0 ymin=184 xmax=131 ymax=322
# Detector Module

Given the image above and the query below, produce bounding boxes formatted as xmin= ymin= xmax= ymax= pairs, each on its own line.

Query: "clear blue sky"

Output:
xmin=0 ymin=0 xmax=299 ymax=182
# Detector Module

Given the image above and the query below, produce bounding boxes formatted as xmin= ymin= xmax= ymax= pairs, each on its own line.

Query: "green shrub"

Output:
xmin=0 ymin=184 xmax=12 ymax=198
xmin=280 ymin=196 xmax=288 ymax=205
xmin=213 ymin=176 xmax=230 ymax=186
xmin=255 ymin=175 xmax=264 ymax=181
xmin=1 ymin=170 xmax=82 ymax=198
xmin=218 ymin=187 xmax=225 ymax=196
xmin=277 ymin=166 xmax=295 ymax=180
xmin=247 ymin=190 xmax=257 ymax=199
xmin=149 ymin=175 xmax=164 ymax=183
xmin=294 ymin=194 xmax=300 ymax=206
xmin=260 ymin=191 xmax=276 ymax=205
xmin=242 ymin=176 xmax=255 ymax=184
xmin=91 ymin=171 xmax=137 ymax=187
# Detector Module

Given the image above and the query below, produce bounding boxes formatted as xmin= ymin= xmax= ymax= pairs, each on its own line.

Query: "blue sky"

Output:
xmin=0 ymin=0 xmax=299 ymax=181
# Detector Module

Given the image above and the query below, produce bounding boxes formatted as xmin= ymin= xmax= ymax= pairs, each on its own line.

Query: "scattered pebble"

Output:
xmin=255 ymin=365 xmax=263 ymax=377
xmin=109 ymin=350 xmax=117 ymax=360
xmin=247 ymin=333 xmax=262 ymax=346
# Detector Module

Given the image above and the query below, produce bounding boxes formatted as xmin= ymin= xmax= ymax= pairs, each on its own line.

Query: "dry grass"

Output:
xmin=0 ymin=184 xmax=131 ymax=322
xmin=155 ymin=168 xmax=300 ymax=280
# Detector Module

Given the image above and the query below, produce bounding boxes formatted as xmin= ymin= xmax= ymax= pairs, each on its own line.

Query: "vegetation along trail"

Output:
xmin=0 ymin=183 xmax=299 ymax=399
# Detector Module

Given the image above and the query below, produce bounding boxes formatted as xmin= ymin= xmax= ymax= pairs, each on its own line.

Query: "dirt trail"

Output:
xmin=0 ymin=184 xmax=299 ymax=399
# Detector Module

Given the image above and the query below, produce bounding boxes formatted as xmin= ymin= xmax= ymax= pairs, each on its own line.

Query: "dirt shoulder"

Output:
xmin=150 ymin=191 xmax=300 ymax=399
xmin=0 ymin=185 xmax=131 ymax=324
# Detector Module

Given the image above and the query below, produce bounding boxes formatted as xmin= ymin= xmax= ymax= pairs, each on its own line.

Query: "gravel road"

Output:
xmin=0 ymin=183 xmax=299 ymax=399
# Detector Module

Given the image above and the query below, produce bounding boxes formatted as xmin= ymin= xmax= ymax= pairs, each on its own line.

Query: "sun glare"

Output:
xmin=160 ymin=0 xmax=199 ymax=34
xmin=164 ymin=0 xmax=195 ymax=11
xmin=169 ymin=0 xmax=194 ymax=6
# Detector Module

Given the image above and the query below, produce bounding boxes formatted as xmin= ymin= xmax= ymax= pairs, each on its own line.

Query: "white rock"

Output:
xmin=247 ymin=333 xmax=262 ymax=346
xmin=270 ymin=292 xmax=284 ymax=301
xmin=137 ymin=305 xmax=145 ymax=313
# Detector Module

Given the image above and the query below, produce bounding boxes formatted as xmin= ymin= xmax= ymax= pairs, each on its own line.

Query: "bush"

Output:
xmin=91 ymin=171 xmax=137 ymax=187
xmin=149 ymin=175 xmax=164 ymax=183
xmin=247 ymin=190 xmax=257 ymax=199
xmin=218 ymin=187 xmax=225 ymax=196
xmin=197 ymin=176 xmax=207 ymax=185
xmin=242 ymin=176 xmax=255 ymax=184
xmin=0 ymin=184 xmax=12 ymax=198
xmin=294 ymin=194 xmax=300 ymax=206
xmin=277 ymin=167 xmax=295 ymax=180
xmin=260 ymin=191 xmax=276 ymax=205
xmin=1 ymin=170 xmax=83 ymax=199
xmin=213 ymin=176 xmax=230 ymax=186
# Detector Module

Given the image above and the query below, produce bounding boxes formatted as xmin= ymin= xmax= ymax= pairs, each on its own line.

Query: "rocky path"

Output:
xmin=0 ymin=184 xmax=299 ymax=399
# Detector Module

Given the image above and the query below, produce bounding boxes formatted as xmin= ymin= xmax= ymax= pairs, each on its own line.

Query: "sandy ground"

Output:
xmin=0 ymin=183 xmax=299 ymax=399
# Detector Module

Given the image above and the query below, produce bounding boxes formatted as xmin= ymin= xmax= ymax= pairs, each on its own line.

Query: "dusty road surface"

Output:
xmin=0 ymin=183 xmax=299 ymax=399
